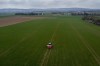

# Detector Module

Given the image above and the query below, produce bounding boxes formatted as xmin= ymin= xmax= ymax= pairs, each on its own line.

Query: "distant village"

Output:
xmin=15 ymin=11 xmax=100 ymax=26
xmin=15 ymin=10 xmax=100 ymax=16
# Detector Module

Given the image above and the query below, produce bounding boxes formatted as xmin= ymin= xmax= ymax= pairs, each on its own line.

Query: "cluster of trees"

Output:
xmin=82 ymin=16 xmax=100 ymax=25
xmin=15 ymin=13 xmax=43 ymax=15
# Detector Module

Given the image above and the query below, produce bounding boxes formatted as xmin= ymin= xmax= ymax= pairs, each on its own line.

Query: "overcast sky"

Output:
xmin=0 ymin=0 xmax=100 ymax=9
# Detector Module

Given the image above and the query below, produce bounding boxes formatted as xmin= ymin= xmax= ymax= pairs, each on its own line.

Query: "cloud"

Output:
xmin=0 ymin=0 xmax=100 ymax=9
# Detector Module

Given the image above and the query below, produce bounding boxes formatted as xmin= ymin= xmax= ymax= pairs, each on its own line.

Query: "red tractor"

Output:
xmin=46 ymin=42 xmax=53 ymax=49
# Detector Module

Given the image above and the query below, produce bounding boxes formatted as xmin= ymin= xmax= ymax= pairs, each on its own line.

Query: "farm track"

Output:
xmin=70 ymin=23 xmax=100 ymax=65
xmin=40 ymin=22 xmax=61 ymax=66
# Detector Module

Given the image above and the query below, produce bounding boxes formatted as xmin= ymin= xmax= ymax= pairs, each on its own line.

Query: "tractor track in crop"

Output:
xmin=40 ymin=22 xmax=61 ymax=66
xmin=0 ymin=24 xmax=43 ymax=57
xmin=0 ymin=31 xmax=37 ymax=57
xmin=70 ymin=24 xmax=100 ymax=65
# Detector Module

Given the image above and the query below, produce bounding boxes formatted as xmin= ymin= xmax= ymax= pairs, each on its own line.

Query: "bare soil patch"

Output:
xmin=0 ymin=16 xmax=45 ymax=27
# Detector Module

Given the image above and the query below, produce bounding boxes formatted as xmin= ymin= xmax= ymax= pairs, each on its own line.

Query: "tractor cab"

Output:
xmin=47 ymin=42 xmax=53 ymax=49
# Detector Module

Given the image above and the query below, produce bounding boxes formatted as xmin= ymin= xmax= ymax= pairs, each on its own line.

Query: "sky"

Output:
xmin=0 ymin=0 xmax=100 ymax=9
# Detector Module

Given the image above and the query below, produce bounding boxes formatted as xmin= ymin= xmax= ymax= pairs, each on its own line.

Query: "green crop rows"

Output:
xmin=0 ymin=16 xmax=100 ymax=66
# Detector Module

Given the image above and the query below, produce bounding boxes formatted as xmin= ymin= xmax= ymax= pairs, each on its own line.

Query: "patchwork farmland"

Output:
xmin=0 ymin=16 xmax=100 ymax=66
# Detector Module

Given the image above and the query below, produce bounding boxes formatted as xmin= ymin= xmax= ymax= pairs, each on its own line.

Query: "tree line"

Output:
xmin=82 ymin=16 xmax=100 ymax=26
xmin=15 ymin=13 xmax=43 ymax=15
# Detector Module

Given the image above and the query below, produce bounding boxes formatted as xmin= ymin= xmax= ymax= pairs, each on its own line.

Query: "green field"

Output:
xmin=0 ymin=16 xmax=100 ymax=66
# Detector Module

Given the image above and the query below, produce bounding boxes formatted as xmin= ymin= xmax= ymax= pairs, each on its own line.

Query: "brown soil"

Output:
xmin=0 ymin=16 xmax=45 ymax=27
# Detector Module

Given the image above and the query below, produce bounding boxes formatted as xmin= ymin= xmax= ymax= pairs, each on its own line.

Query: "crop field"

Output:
xmin=0 ymin=16 xmax=100 ymax=66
